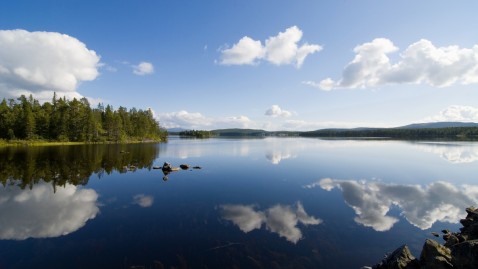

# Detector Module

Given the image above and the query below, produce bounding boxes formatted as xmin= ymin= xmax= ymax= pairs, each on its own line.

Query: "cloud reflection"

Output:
xmin=307 ymin=178 xmax=478 ymax=231
xmin=265 ymin=151 xmax=296 ymax=164
xmin=220 ymin=202 xmax=321 ymax=243
xmin=0 ymin=182 xmax=99 ymax=240
xmin=132 ymin=194 xmax=154 ymax=207
xmin=413 ymin=142 xmax=478 ymax=163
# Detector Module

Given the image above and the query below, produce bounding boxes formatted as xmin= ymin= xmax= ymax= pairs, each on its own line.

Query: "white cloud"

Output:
xmin=159 ymin=110 xmax=253 ymax=130
xmin=219 ymin=26 xmax=321 ymax=68
xmin=308 ymin=38 xmax=478 ymax=90
xmin=265 ymin=105 xmax=292 ymax=117
xmin=423 ymin=105 xmax=478 ymax=122
xmin=0 ymin=182 xmax=99 ymax=240
xmin=0 ymin=29 xmax=100 ymax=101
xmin=220 ymin=202 xmax=321 ymax=244
xmin=311 ymin=178 xmax=478 ymax=231
xmin=160 ymin=110 xmax=392 ymax=131
xmin=132 ymin=194 xmax=154 ymax=207
xmin=160 ymin=110 xmax=211 ymax=129
xmin=220 ymin=36 xmax=264 ymax=65
xmin=133 ymin=61 xmax=154 ymax=75
xmin=279 ymin=119 xmax=391 ymax=131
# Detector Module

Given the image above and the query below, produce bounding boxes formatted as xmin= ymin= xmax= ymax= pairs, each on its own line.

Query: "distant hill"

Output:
xmin=169 ymin=122 xmax=478 ymax=140
xmin=396 ymin=122 xmax=478 ymax=129
xmin=302 ymin=121 xmax=478 ymax=140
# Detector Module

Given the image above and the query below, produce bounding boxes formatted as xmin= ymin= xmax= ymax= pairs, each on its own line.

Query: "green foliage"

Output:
xmin=0 ymin=94 xmax=167 ymax=143
xmin=179 ymin=129 xmax=214 ymax=138
xmin=300 ymin=127 xmax=478 ymax=140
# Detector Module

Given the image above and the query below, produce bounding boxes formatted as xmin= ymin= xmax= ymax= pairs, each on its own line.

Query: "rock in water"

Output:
xmin=369 ymin=207 xmax=478 ymax=269
xmin=372 ymin=245 xmax=419 ymax=269
xmin=179 ymin=164 xmax=190 ymax=170
xmin=162 ymin=162 xmax=172 ymax=171
xmin=419 ymin=239 xmax=452 ymax=269
xmin=451 ymin=240 xmax=478 ymax=268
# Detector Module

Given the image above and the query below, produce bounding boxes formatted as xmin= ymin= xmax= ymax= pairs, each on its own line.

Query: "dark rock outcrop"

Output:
xmin=372 ymin=245 xmax=419 ymax=269
xmin=368 ymin=206 xmax=478 ymax=269
xmin=419 ymin=239 xmax=452 ymax=269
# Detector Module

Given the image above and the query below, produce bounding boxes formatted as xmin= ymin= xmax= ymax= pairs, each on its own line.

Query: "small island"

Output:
xmin=178 ymin=129 xmax=214 ymax=138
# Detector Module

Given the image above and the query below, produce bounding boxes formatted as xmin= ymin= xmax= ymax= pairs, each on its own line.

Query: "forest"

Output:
xmin=178 ymin=130 xmax=214 ymax=138
xmin=0 ymin=94 xmax=167 ymax=142
xmin=301 ymin=127 xmax=478 ymax=140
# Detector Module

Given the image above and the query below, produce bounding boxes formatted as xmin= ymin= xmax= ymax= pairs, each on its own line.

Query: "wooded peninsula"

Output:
xmin=0 ymin=94 xmax=167 ymax=144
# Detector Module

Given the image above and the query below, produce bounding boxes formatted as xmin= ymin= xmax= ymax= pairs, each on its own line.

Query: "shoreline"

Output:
xmin=0 ymin=139 xmax=166 ymax=147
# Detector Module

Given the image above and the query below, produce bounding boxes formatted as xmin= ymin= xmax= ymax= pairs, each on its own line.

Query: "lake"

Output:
xmin=1 ymin=137 xmax=477 ymax=269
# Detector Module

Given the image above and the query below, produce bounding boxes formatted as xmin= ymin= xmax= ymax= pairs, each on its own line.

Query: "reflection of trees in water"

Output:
xmin=0 ymin=143 xmax=161 ymax=189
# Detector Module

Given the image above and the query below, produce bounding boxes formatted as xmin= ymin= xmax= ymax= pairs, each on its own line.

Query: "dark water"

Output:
xmin=1 ymin=138 xmax=477 ymax=269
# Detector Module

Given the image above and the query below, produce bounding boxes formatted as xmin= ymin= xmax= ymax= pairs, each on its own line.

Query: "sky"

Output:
xmin=1 ymin=0 xmax=478 ymax=131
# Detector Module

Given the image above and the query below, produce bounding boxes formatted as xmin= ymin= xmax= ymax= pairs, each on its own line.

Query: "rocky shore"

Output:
xmin=366 ymin=207 xmax=478 ymax=269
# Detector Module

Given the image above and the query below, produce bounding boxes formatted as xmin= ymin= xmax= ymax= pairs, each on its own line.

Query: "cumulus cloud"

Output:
xmin=159 ymin=110 xmax=253 ymax=130
xmin=133 ymin=61 xmax=154 ymax=75
xmin=132 ymin=194 xmax=154 ymax=207
xmin=0 ymin=29 xmax=100 ymax=101
xmin=308 ymin=38 xmax=478 ymax=90
xmin=265 ymin=105 xmax=292 ymax=117
xmin=219 ymin=26 xmax=322 ymax=68
xmin=220 ymin=202 xmax=321 ymax=244
xmin=423 ymin=105 xmax=478 ymax=123
xmin=309 ymin=178 xmax=478 ymax=231
xmin=160 ymin=110 xmax=391 ymax=132
xmin=0 ymin=182 xmax=99 ymax=240
xmin=220 ymin=36 xmax=264 ymax=65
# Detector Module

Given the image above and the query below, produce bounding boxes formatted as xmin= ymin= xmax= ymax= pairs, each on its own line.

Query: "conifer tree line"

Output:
xmin=0 ymin=94 xmax=167 ymax=142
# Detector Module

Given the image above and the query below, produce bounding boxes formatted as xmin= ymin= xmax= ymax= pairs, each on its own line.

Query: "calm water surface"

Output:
xmin=1 ymin=137 xmax=477 ymax=269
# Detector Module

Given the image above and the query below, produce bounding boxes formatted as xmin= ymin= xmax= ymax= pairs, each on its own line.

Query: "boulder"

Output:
xmin=179 ymin=164 xmax=190 ymax=170
xmin=419 ymin=239 xmax=452 ymax=269
xmin=162 ymin=162 xmax=172 ymax=171
xmin=444 ymin=234 xmax=459 ymax=247
xmin=450 ymin=239 xmax=478 ymax=268
xmin=370 ymin=207 xmax=478 ymax=269
xmin=372 ymin=245 xmax=419 ymax=269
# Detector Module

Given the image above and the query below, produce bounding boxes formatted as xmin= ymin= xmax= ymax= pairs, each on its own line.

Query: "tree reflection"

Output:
xmin=0 ymin=143 xmax=161 ymax=189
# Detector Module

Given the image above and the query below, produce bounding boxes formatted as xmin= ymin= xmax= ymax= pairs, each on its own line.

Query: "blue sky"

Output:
xmin=1 ymin=1 xmax=478 ymax=130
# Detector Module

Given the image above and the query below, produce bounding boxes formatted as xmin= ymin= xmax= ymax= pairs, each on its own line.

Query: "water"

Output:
xmin=0 ymin=137 xmax=477 ymax=268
